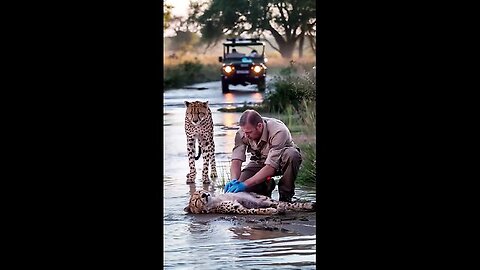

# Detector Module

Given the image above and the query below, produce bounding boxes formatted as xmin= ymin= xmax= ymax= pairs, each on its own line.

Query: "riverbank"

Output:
xmin=163 ymin=53 xmax=315 ymax=90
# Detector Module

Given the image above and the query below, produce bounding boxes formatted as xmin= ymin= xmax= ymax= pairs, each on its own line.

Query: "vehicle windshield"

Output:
xmin=224 ymin=45 xmax=264 ymax=59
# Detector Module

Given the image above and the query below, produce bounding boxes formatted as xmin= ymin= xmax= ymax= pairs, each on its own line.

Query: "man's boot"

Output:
xmin=279 ymin=193 xmax=292 ymax=203
xmin=265 ymin=177 xmax=276 ymax=197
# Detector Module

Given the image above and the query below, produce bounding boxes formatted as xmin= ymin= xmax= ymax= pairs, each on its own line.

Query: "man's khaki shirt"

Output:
xmin=231 ymin=117 xmax=297 ymax=170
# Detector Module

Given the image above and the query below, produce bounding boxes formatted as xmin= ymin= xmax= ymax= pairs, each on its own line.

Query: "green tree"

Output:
xmin=163 ymin=1 xmax=173 ymax=30
xmin=170 ymin=30 xmax=201 ymax=55
xmin=165 ymin=4 xmax=202 ymax=55
xmin=193 ymin=0 xmax=316 ymax=59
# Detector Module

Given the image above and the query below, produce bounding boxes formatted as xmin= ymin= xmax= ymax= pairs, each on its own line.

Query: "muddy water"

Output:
xmin=163 ymin=84 xmax=316 ymax=269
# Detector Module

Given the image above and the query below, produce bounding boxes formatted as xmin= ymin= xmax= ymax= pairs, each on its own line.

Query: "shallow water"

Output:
xmin=163 ymin=83 xmax=316 ymax=269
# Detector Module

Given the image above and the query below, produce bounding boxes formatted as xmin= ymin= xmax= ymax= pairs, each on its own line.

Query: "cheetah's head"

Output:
xmin=184 ymin=190 xmax=211 ymax=214
xmin=184 ymin=101 xmax=210 ymax=125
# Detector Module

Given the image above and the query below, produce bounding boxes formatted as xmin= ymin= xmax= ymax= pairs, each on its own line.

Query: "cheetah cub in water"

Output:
xmin=184 ymin=190 xmax=316 ymax=215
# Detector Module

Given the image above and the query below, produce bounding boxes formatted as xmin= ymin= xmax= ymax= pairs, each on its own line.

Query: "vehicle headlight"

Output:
xmin=223 ymin=66 xmax=233 ymax=73
xmin=253 ymin=65 xmax=263 ymax=73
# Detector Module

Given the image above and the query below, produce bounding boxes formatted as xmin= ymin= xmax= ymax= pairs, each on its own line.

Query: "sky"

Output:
xmin=164 ymin=0 xmax=192 ymax=37
xmin=163 ymin=0 xmax=274 ymax=39
xmin=165 ymin=0 xmax=191 ymax=18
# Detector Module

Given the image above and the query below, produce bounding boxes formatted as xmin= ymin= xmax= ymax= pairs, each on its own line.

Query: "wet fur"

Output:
xmin=184 ymin=190 xmax=316 ymax=215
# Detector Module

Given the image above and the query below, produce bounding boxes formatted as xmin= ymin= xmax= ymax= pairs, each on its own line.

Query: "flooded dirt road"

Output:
xmin=163 ymin=81 xmax=316 ymax=269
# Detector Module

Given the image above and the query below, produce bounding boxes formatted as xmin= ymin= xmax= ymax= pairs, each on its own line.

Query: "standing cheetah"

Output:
xmin=184 ymin=101 xmax=217 ymax=184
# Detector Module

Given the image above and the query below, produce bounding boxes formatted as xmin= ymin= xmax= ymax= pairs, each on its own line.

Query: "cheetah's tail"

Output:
xmin=194 ymin=143 xmax=201 ymax=160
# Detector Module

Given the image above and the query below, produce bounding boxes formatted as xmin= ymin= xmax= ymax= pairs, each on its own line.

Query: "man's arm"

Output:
xmin=230 ymin=159 xmax=243 ymax=180
xmin=230 ymin=131 xmax=247 ymax=180
xmin=242 ymin=164 xmax=276 ymax=188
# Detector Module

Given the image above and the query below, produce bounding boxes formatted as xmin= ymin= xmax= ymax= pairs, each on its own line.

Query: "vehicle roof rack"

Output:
xmin=223 ymin=38 xmax=263 ymax=46
xmin=226 ymin=38 xmax=260 ymax=43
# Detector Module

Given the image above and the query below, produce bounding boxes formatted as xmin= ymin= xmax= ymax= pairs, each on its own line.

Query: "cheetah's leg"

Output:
xmin=186 ymin=136 xmax=196 ymax=183
xmin=209 ymin=137 xmax=217 ymax=178
xmin=200 ymin=137 xmax=211 ymax=184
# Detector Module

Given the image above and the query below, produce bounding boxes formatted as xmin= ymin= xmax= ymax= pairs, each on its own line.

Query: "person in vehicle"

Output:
xmin=248 ymin=49 xmax=258 ymax=57
xmin=227 ymin=48 xmax=245 ymax=58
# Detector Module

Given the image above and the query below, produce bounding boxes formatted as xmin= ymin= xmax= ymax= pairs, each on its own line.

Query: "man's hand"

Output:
xmin=224 ymin=179 xmax=238 ymax=192
xmin=226 ymin=181 xmax=247 ymax=193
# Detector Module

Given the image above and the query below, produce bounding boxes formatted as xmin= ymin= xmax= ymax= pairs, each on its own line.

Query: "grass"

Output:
xmin=295 ymin=101 xmax=317 ymax=186
xmin=265 ymin=89 xmax=316 ymax=136
xmin=264 ymin=67 xmax=317 ymax=186
xmin=296 ymin=142 xmax=316 ymax=186
xmin=164 ymin=52 xmax=220 ymax=67
xmin=164 ymin=60 xmax=219 ymax=90
xmin=263 ymin=111 xmax=303 ymax=135
xmin=297 ymin=99 xmax=316 ymax=135
xmin=164 ymin=51 xmax=316 ymax=67
xmin=215 ymin=161 xmax=231 ymax=190
xmin=264 ymin=68 xmax=316 ymax=113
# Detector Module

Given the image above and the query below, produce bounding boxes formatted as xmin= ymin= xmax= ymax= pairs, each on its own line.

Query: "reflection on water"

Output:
xmin=224 ymin=93 xmax=235 ymax=104
xmin=164 ymin=102 xmax=316 ymax=269
xmin=187 ymin=183 xmax=196 ymax=196
xmin=252 ymin=92 xmax=263 ymax=102
xmin=221 ymin=112 xmax=238 ymax=128
xmin=187 ymin=183 xmax=216 ymax=196
xmin=163 ymin=81 xmax=265 ymax=107
xmin=164 ymin=234 xmax=316 ymax=270
xmin=230 ymin=226 xmax=301 ymax=240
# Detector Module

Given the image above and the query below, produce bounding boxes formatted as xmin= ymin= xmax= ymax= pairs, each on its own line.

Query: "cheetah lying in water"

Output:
xmin=184 ymin=190 xmax=316 ymax=215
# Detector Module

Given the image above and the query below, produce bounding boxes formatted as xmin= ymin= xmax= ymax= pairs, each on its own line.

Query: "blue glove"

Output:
xmin=224 ymin=179 xmax=238 ymax=192
xmin=226 ymin=181 xmax=247 ymax=193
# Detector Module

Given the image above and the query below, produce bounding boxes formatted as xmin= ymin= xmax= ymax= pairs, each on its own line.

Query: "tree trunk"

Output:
xmin=267 ymin=25 xmax=296 ymax=59
xmin=307 ymin=33 xmax=316 ymax=54
xmin=278 ymin=41 xmax=295 ymax=59
xmin=298 ymin=34 xmax=304 ymax=58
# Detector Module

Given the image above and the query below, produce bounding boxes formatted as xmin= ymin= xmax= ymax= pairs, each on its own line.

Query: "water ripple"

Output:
xmin=164 ymin=235 xmax=316 ymax=269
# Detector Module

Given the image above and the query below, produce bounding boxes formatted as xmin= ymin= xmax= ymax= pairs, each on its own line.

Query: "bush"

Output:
xmin=264 ymin=70 xmax=316 ymax=112
xmin=262 ymin=65 xmax=317 ymax=186
xmin=297 ymin=99 xmax=316 ymax=135
xmin=296 ymin=142 xmax=316 ymax=185
xmin=164 ymin=60 xmax=219 ymax=90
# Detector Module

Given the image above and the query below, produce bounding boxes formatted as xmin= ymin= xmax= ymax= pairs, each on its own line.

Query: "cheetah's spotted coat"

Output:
xmin=184 ymin=190 xmax=316 ymax=215
xmin=184 ymin=101 xmax=217 ymax=184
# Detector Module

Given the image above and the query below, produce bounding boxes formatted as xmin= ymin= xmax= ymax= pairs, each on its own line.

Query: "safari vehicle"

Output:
xmin=218 ymin=38 xmax=268 ymax=93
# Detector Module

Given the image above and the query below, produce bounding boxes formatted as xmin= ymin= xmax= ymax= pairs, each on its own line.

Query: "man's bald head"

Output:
xmin=239 ymin=110 xmax=263 ymax=127
xmin=239 ymin=110 xmax=264 ymax=141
